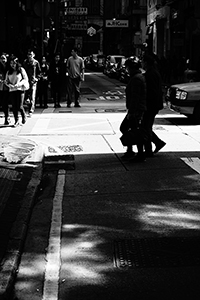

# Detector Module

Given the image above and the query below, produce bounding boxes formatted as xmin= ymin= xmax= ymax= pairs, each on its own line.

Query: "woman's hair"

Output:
xmin=7 ymin=57 xmax=22 ymax=74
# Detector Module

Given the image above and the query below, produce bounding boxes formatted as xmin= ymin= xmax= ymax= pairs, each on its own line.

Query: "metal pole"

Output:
xmin=41 ymin=0 xmax=44 ymax=56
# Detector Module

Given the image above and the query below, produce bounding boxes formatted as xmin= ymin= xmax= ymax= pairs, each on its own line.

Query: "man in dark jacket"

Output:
xmin=23 ymin=50 xmax=41 ymax=116
xmin=142 ymin=54 xmax=166 ymax=155
xmin=120 ymin=56 xmax=147 ymax=162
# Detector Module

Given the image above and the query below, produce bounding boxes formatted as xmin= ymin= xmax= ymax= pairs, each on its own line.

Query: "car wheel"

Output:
xmin=193 ymin=102 xmax=200 ymax=124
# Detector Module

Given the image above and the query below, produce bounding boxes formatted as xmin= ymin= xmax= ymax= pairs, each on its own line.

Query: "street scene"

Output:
xmin=1 ymin=71 xmax=200 ymax=300
xmin=1 ymin=0 xmax=200 ymax=299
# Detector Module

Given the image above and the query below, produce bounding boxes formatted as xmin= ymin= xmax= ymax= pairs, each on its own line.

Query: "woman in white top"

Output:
xmin=5 ymin=56 xmax=29 ymax=127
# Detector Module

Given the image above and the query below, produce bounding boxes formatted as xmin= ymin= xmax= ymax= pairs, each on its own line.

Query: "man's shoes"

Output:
xmin=121 ymin=151 xmax=135 ymax=160
xmin=154 ymin=141 xmax=166 ymax=153
xmin=13 ymin=121 xmax=20 ymax=128
xmin=22 ymin=117 xmax=27 ymax=124
xmin=4 ymin=119 xmax=10 ymax=126
xmin=74 ymin=103 xmax=81 ymax=107
xmin=145 ymin=151 xmax=154 ymax=157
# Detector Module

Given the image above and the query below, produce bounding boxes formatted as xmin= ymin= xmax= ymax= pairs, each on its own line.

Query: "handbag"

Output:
xmin=120 ymin=127 xmax=149 ymax=146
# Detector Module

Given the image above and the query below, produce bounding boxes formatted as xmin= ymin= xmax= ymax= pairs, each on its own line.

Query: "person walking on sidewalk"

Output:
xmin=66 ymin=47 xmax=85 ymax=108
xmin=5 ymin=56 xmax=29 ymax=127
xmin=0 ymin=53 xmax=10 ymax=125
xmin=49 ymin=53 xmax=65 ymax=108
xmin=120 ymin=56 xmax=147 ymax=163
xmin=23 ymin=50 xmax=41 ymax=117
xmin=37 ymin=56 xmax=49 ymax=108
xmin=142 ymin=54 xmax=166 ymax=156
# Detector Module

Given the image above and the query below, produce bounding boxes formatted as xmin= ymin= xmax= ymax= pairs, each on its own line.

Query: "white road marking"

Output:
xmin=31 ymin=119 xmax=50 ymax=134
xmin=181 ymin=157 xmax=200 ymax=174
xmin=42 ymin=169 xmax=66 ymax=300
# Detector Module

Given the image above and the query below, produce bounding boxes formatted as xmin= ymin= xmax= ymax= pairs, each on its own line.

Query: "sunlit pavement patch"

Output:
xmin=181 ymin=157 xmax=200 ymax=174
xmin=113 ymin=237 xmax=200 ymax=268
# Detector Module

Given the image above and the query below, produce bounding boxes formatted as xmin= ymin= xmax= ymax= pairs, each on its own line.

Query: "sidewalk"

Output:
xmin=0 ymin=134 xmax=44 ymax=300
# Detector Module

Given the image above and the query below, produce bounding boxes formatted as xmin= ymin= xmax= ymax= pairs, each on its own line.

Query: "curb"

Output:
xmin=0 ymin=153 xmax=44 ymax=300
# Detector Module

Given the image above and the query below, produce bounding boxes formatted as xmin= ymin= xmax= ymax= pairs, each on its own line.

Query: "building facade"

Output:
xmin=147 ymin=0 xmax=200 ymax=70
xmin=0 ymin=0 xmax=147 ymax=60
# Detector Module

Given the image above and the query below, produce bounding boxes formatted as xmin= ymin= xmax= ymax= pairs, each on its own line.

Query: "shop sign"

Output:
xmin=64 ymin=7 xmax=88 ymax=15
xmin=105 ymin=20 xmax=128 ymax=28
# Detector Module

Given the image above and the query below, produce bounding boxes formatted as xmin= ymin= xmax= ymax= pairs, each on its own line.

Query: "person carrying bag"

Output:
xmin=120 ymin=56 xmax=147 ymax=162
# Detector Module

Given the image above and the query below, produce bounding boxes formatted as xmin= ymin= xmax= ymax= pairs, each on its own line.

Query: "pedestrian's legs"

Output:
xmin=11 ymin=92 xmax=19 ymax=125
xmin=29 ymin=84 xmax=37 ymax=114
xmin=73 ymin=77 xmax=81 ymax=106
xmin=1 ymin=91 xmax=10 ymax=124
xmin=43 ymin=81 xmax=48 ymax=107
xmin=120 ymin=114 xmax=135 ymax=158
xmin=19 ymin=91 xmax=26 ymax=124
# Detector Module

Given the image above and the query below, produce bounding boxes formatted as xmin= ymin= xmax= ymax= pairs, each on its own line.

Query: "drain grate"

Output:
xmin=44 ymin=154 xmax=75 ymax=171
xmin=95 ymin=108 xmax=126 ymax=113
xmin=113 ymin=237 xmax=200 ymax=269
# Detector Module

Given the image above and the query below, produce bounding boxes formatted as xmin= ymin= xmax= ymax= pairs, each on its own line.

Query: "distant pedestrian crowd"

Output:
xmin=0 ymin=47 xmax=85 ymax=127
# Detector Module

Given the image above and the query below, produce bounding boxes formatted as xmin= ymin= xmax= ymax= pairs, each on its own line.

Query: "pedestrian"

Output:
xmin=120 ymin=56 xmax=147 ymax=163
xmin=0 ymin=53 xmax=10 ymax=125
xmin=49 ymin=53 xmax=65 ymax=108
xmin=142 ymin=54 xmax=166 ymax=156
xmin=5 ymin=56 xmax=29 ymax=127
xmin=37 ymin=56 xmax=49 ymax=108
xmin=23 ymin=50 xmax=41 ymax=116
xmin=66 ymin=47 xmax=85 ymax=107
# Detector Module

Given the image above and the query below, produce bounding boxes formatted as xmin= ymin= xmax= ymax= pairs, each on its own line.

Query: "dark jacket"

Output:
xmin=48 ymin=60 xmax=65 ymax=88
xmin=144 ymin=66 xmax=163 ymax=113
xmin=125 ymin=70 xmax=147 ymax=115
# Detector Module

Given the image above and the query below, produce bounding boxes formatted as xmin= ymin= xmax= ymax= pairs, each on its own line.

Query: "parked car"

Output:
xmin=103 ymin=55 xmax=125 ymax=77
xmin=166 ymin=81 xmax=200 ymax=124
xmin=85 ymin=54 xmax=105 ymax=71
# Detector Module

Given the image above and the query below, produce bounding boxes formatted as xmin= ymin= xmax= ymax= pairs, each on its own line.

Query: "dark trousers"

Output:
xmin=67 ymin=76 xmax=81 ymax=105
xmin=51 ymin=82 xmax=61 ymax=105
xmin=120 ymin=114 xmax=144 ymax=156
xmin=0 ymin=90 xmax=9 ymax=121
xmin=9 ymin=91 xmax=26 ymax=123
xmin=143 ymin=110 xmax=163 ymax=153
xmin=38 ymin=80 xmax=48 ymax=107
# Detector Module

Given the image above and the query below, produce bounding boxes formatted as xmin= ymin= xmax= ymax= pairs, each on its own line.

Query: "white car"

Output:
xmin=166 ymin=82 xmax=200 ymax=123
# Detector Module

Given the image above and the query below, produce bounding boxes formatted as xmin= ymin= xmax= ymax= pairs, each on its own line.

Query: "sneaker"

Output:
xmin=27 ymin=112 xmax=32 ymax=118
xmin=13 ymin=121 xmax=20 ymax=128
xmin=22 ymin=117 xmax=27 ymax=124
xmin=154 ymin=141 xmax=166 ymax=153
xmin=74 ymin=103 xmax=81 ymax=107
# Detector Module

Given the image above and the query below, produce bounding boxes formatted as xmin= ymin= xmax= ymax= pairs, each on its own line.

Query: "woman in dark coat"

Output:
xmin=49 ymin=53 xmax=65 ymax=108
xmin=120 ymin=56 xmax=147 ymax=162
